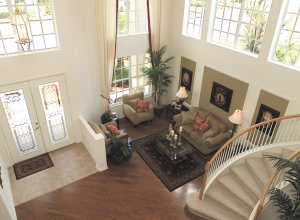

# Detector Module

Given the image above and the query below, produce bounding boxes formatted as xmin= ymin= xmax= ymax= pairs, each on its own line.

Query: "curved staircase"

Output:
xmin=186 ymin=114 xmax=300 ymax=220
xmin=187 ymin=148 xmax=294 ymax=220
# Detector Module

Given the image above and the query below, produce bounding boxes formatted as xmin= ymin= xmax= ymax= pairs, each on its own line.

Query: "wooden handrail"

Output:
xmin=199 ymin=114 xmax=300 ymax=200
xmin=253 ymin=148 xmax=300 ymax=220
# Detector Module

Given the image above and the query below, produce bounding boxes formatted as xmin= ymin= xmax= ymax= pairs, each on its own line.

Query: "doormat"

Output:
xmin=13 ymin=153 xmax=54 ymax=180
xmin=131 ymin=130 xmax=207 ymax=192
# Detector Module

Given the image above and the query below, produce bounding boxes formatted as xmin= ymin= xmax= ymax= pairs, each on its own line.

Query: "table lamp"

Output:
xmin=228 ymin=109 xmax=243 ymax=138
xmin=176 ymin=86 xmax=188 ymax=104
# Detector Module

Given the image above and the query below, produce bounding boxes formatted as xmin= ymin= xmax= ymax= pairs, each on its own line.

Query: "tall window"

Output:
xmin=184 ymin=0 xmax=206 ymax=38
xmin=117 ymin=0 xmax=148 ymax=35
xmin=110 ymin=54 xmax=150 ymax=104
xmin=212 ymin=0 xmax=272 ymax=55
xmin=0 ymin=0 xmax=57 ymax=55
xmin=273 ymin=0 xmax=300 ymax=67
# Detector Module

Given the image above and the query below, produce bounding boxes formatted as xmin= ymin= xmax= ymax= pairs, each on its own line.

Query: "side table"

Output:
xmin=101 ymin=114 xmax=120 ymax=129
xmin=165 ymin=104 xmax=189 ymax=122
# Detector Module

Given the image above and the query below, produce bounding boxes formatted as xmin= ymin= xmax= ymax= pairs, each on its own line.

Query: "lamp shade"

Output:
xmin=176 ymin=86 xmax=188 ymax=98
xmin=229 ymin=109 xmax=243 ymax=124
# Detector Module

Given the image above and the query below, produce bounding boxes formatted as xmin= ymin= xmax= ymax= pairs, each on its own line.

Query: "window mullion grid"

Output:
xmin=213 ymin=1 xmax=224 ymax=43
xmin=0 ymin=29 xmax=7 ymax=54
xmin=37 ymin=1 xmax=46 ymax=49
xmin=234 ymin=0 xmax=245 ymax=49
xmin=226 ymin=4 xmax=234 ymax=45
xmin=126 ymin=0 xmax=129 ymax=34
xmin=186 ymin=0 xmax=192 ymax=35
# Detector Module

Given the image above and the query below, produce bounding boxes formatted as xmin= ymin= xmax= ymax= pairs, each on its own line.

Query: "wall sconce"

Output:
xmin=228 ymin=109 xmax=243 ymax=138
xmin=176 ymin=86 xmax=188 ymax=104
xmin=11 ymin=8 xmax=33 ymax=51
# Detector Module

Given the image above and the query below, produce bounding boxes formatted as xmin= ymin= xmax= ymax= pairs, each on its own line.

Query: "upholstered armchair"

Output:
xmin=121 ymin=91 xmax=154 ymax=127
xmin=88 ymin=120 xmax=128 ymax=155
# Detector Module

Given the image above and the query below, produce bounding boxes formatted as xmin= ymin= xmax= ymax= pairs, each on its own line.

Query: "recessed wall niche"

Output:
xmin=199 ymin=66 xmax=249 ymax=128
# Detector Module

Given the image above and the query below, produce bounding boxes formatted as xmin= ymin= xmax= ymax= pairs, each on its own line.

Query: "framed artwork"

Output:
xmin=170 ymin=98 xmax=177 ymax=106
xmin=209 ymin=82 xmax=233 ymax=112
xmin=181 ymin=67 xmax=193 ymax=91
xmin=175 ymin=103 xmax=182 ymax=110
xmin=255 ymin=104 xmax=280 ymax=136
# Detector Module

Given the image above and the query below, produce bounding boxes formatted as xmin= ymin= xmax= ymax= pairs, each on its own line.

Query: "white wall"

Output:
xmin=165 ymin=0 xmax=300 ymax=133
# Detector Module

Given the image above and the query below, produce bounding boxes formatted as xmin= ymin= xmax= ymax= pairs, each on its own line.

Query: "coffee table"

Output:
xmin=155 ymin=136 xmax=193 ymax=165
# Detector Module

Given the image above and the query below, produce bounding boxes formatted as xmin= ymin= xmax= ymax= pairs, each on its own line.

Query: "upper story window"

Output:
xmin=212 ymin=0 xmax=272 ymax=55
xmin=184 ymin=0 xmax=206 ymax=38
xmin=272 ymin=0 xmax=300 ymax=67
xmin=110 ymin=54 xmax=151 ymax=105
xmin=0 ymin=0 xmax=57 ymax=55
xmin=117 ymin=0 xmax=148 ymax=35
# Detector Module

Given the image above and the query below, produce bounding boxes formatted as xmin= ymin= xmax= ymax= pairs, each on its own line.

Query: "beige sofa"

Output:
xmin=88 ymin=120 xmax=128 ymax=155
xmin=121 ymin=91 xmax=154 ymax=127
xmin=173 ymin=107 xmax=231 ymax=155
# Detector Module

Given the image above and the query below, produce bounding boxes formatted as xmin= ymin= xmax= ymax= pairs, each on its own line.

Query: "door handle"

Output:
xmin=34 ymin=126 xmax=40 ymax=130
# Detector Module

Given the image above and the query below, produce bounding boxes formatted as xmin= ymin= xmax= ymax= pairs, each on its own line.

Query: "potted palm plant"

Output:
xmin=266 ymin=155 xmax=300 ymax=219
xmin=141 ymin=45 xmax=174 ymax=115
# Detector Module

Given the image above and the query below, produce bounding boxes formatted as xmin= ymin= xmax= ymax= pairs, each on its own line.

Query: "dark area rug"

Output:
xmin=131 ymin=130 xmax=206 ymax=191
xmin=13 ymin=153 xmax=54 ymax=180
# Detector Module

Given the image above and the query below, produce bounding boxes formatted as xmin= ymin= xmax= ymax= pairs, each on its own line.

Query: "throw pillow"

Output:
xmin=181 ymin=110 xmax=197 ymax=125
xmin=193 ymin=115 xmax=205 ymax=131
xmin=198 ymin=120 xmax=210 ymax=137
xmin=136 ymin=98 xmax=149 ymax=112
xmin=106 ymin=125 xmax=121 ymax=135
xmin=129 ymin=99 xmax=138 ymax=111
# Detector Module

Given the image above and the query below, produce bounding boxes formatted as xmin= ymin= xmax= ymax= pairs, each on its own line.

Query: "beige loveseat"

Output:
xmin=88 ymin=120 xmax=128 ymax=155
xmin=173 ymin=107 xmax=231 ymax=155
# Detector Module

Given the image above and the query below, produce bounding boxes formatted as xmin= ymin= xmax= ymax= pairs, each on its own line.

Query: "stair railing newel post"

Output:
xmin=199 ymin=162 xmax=211 ymax=200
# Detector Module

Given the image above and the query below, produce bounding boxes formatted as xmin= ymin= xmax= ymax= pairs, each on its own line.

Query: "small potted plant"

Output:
xmin=101 ymin=107 xmax=113 ymax=124
xmin=109 ymin=135 xmax=134 ymax=164
xmin=141 ymin=45 xmax=174 ymax=115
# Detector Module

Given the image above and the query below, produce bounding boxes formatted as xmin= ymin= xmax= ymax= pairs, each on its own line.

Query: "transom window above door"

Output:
xmin=0 ymin=0 xmax=58 ymax=55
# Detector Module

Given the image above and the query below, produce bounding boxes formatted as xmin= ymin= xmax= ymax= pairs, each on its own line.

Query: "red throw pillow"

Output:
xmin=136 ymin=98 xmax=149 ymax=113
xmin=106 ymin=125 xmax=121 ymax=135
xmin=193 ymin=116 xmax=205 ymax=131
xmin=198 ymin=120 xmax=210 ymax=136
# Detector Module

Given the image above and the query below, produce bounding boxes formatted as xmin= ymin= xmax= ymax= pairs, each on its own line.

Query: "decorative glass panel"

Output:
xmin=39 ymin=81 xmax=69 ymax=145
xmin=0 ymin=89 xmax=38 ymax=155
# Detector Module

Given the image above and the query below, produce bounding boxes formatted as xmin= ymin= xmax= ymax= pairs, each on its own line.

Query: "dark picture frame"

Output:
xmin=209 ymin=82 xmax=233 ymax=112
xmin=255 ymin=104 xmax=280 ymax=136
xmin=181 ymin=67 xmax=193 ymax=91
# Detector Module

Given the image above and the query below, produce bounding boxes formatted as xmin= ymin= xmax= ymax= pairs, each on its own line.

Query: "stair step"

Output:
xmin=262 ymin=152 xmax=281 ymax=175
xmin=246 ymin=157 xmax=270 ymax=188
xmin=281 ymin=148 xmax=295 ymax=159
xmin=217 ymin=172 xmax=257 ymax=209
xmin=230 ymin=164 xmax=262 ymax=200
xmin=186 ymin=192 xmax=245 ymax=220
xmin=206 ymin=182 xmax=251 ymax=219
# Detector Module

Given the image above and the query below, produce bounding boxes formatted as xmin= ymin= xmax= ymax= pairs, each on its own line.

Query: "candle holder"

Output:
xmin=170 ymin=135 xmax=174 ymax=147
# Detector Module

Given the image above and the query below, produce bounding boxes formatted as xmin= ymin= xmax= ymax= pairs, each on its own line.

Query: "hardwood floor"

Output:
xmin=16 ymin=109 xmax=213 ymax=220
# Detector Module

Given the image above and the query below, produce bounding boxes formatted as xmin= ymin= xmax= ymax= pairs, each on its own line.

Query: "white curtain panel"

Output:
xmin=95 ymin=0 xmax=117 ymax=113
xmin=148 ymin=0 xmax=163 ymax=51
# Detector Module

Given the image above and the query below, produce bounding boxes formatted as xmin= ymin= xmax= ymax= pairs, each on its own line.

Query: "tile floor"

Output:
xmin=8 ymin=143 xmax=98 ymax=206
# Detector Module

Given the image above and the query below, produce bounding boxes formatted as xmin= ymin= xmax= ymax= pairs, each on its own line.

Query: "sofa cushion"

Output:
xmin=198 ymin=120 xmax=210 ymax=136
xmin=129 ymin=99 xmax=138 ymax=111
xmin=202 ymin=128 xmax=218 ymax=140
xmin=106 ymin=125 xmax=121 ymax=135
xmin=195 ymin=108 xmax=210 ymax=121
xmin=181 ymin=110 xmax=197 ymax=125
xmin=99 ymin=123 xmax=111 ymax=138
xmin=190 ymin=131 xmax=203 ymax=144
xmin=193 ymin=115 xmax=205 ymax=131
xmin=136 ymin=98 xmax=149 ymax=112
xmin=206 ymin=114 xmax=220 ymax=134
xmin=181 ymin=124 xmax=194 ymax=136
xmin=219 ymin=120 xmax=229 ymax=133
xmin=88 ymin=121 xmax=107 ymax=140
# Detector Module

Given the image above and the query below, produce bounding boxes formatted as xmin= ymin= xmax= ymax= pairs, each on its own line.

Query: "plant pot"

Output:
xmin=154 ymin=104 xmax=165 ymax=116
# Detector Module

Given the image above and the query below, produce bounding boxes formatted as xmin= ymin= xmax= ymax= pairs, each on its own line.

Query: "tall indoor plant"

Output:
xmin=141 ymin=45 xmax=174 ymax=112
xmin=266 ymin=155 xmax=300 ymax=219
